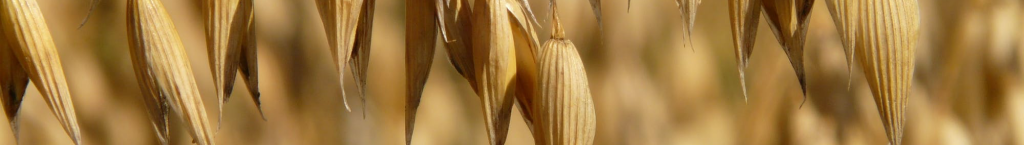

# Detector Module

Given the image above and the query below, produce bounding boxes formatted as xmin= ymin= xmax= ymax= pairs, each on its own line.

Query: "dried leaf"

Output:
xmin=0 ymin=26 xmax=28 ymax=141
xmin=674 ymin=0 xmax=701 ymax=50
xmin=824 ymin=0 xmax=858 ymax=89
xmin=727 ymin=0 xmax=761 ymax=102
xmin=350 ymin=0 xmax=375 ymax=118
xmin=533 ymin=3 xmax=597 ymax=144
xmin=405 ymin=0 xmax=437 ymax=144
xmin=315 ymin=0 xmax=364 ymax=112
xmin=127 ymin=0 xmax=216 ymax=144
xmin=851 ymin=0 xmax=920 ymax=144
xmin=761 ymin=0 xmax=815 ymax=104
xmin=473 ymin=0 xmax=518 ymax=144
xmin=0 ymin=0 xmax=83 ymax=144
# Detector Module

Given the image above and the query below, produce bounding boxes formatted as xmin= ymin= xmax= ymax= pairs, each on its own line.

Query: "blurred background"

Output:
xmin=2 ymin=0 xmax=1023 ymax=144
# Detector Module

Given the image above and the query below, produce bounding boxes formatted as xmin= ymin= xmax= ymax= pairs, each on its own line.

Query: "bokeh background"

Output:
xmin=1 ymin=0 xmax=1023 ymax=144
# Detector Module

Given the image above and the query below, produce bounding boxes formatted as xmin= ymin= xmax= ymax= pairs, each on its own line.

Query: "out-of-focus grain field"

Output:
xmin=0 ymin=0 xmax=1021 ymax=144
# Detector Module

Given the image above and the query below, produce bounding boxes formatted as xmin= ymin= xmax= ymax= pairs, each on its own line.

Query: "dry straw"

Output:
xmin=508 ymin=0 xmax=542 ymax=133
xmin=0 ymin=0 xmax=83 ymax=144
xmin=350 ymin=0 xmax=376 ymax=118
xmin=531 ymin=2 xmax=597 ymax=145
xmin=203 ymin=0 xmax=263 ymax=125
xmin=472 ymin=0 xmax=518 ymax=144
xmin=727 ymin=0 xmax=761 ymax=102
xmin=404 ymin=0 xmax=437 ymax=144
xmin=126 ymin=0 xmax=216 ymax=144
xmin=674 ymin=0 xmax=701 ymax=50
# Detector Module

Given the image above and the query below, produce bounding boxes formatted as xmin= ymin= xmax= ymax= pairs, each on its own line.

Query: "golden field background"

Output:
xmin=1 ymin=0 xmax=1022 ymax=144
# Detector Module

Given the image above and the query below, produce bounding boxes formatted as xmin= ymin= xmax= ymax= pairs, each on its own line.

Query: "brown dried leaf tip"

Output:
xmin=315 ymin=0 xmax=364 ymax=112
xmin=531 ymin=2 xmax=597 ymax=144
xmin=1 ymin=0 xmax=83 ymax=144
xmin=203 ymin=0 xmax=264 ymax=125
xmin=127 ymin=0 xmax=217 ymax=144
xmin=405 ymin=0 xmax=437 ymax=144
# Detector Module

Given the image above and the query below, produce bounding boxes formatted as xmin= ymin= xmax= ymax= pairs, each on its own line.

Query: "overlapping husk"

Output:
xmin=0 ymin=0 xmax=83 ymax=144
xmin=472 ymin=0 xmax=518 ymax=144
xmin=127 ymin=0 xmax=216 ymax=144
xmin=727 ymin=0 xmax=761 ymax=102
xmin=0 ymin=22 xmax=29 ymax=142
xmin=350 ymin=0 xmax=375 ymax=118
xmin=761 ymin=0 xmax=815 ymax=103
xmin=404 ymin=0 xmax=437 ymax=144
xmin=532 ymin=3 xmax=597 ymax=144
xmin=674 ymin=0 xmax=701 ymax=49
xmin=437 ymin=0 xmax=476 ymax=88
xmin=507 ymin=0 xmax=541 ymax=133
xmin=824 ymin=0 xmax=858 ymax=88
xmin=203 ymin=0 xmax=262 ymax=124
xmin=315 ymin=0 xmax=364 ymax=112
xmin=848 ymin=0 xmax=920 ymax=144
xmin=235 ymin=0 xmax=263 ymax=120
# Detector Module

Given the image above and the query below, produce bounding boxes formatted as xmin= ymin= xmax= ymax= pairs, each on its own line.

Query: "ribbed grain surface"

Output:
xmin=0 ymin=0 xmax=82 ymax=144
xmin=315 ymin=0 xmax=364 ymax=112
xmin=727 ymin=0 xmax=761 ymax=102
xmin=533 ymin=6 xmax=597 ymax=144
xmin=404 ymin=0 xmax=437 ymax=144
xmin=473 ymin=0 xmax=517 ymax=144
xmin=852 ymin=0 xmax=920 ymax=144
xmin=127 ymin=0 xmax=216 ymax=144
xmin=674 ymin=0 xmax=701 ymax=49
xmin=761 ymin=0 xmax=815 ymax=100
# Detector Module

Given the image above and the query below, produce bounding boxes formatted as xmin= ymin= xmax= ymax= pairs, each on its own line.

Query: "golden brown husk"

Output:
xmin=437 ymin=0 xmax=476 ymax=88
xmin=127 ymin=0 xmax=217 ymax=144
xmin=404 ymin=0 xmax=437 ymax=144
xmin=203 ymin=0 xmax=242 ymax=124
xmin=507 ymin=0 xmax=542 ymax=133
xmin=674 ymin=0 xmax=701 ymax=49
xmin=473 ymin=0 xmax=518 ymax=144
xmin=532 ymin=4 xmax=597 ymax=144
xmin=0 ymin=23 xmax=29 ymax=142
xmin=315 ymin=0 xmax=364 ymax=112
xmin=851 ymin=0 xmax=920 ymax=144
xmin=349 ymin=0 xmax=375 ymax=118
xmin=761 ymin=0 xmax=815 ymax=102
xmin=235 ymin=0 xmax=263 ymax=120
xmin=727 ymin=0 xmax=761 ymax=102
xmin=0 ymin=0 xmax=83 ymax=144
xmin=824 ymin=0 xmax=858 ymax=88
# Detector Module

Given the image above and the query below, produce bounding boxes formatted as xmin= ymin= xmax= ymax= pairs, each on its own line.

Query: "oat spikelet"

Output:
xmin=202 ymin=0 xmax=242 ymax=125
xmin=533 ymin=3 xmax=597 ymax=144
xmin=727 ymin=0 xmax=761 ymax=102
xmin=507 ymin=0 xmax=541 ymax=132
xmin=824 ymin=0 xmax=858 ymax=89
xmin=315 ymin=0 xmax=364 ymax=112
xmin=761 ymin=0 xmax=815 ymax=104
xmin=127 ymin=0 xmax=216 ymax=144
xmin=437 ymin=0 xmax=476 ymax=88
xmin=674 ymin=0 xmax=701 ymax=50
xmin=852 ymin=0 xmax=920 ymax=144
xmin=349 ymin=0 xmax=375 ymax=119
xmin=404 ymin=0 xmax=437 ymax=144
xmin=0 ymin=0 xmax=83 ymax=144
xmin=0 ymin=26 xmax=29 ymax=142
xmin=235 ymin=0 xmax=264 ymax=120
xmin=473 ymin=0 xmax=517 ymax=144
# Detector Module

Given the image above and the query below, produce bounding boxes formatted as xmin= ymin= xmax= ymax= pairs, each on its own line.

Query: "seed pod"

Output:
xmin=851 ymin=0 xmax=920 ymax=144
xmin=507 ymin=0 xmax=541 ymax=133
xmin=404 ymin=0 xmax=437 ymax=144
xmin=0 ymin=26 xmax=29 ymax=141
xmin=532 ymin=3 xmax=597 ymax=144
xmin=824 ymin=0 xmax=858 ymax=89
xmin=315 ymin=0 xmax=364 ymax=112
xmin=727 ymin=0 xmax=761 ymax=102
xmin=674 ymin=0 xmax=701 ymax=50
xmin=473 ymin=0 xmax=517 ymax=144
xmin=761 ymin=0 xmax=815 ymax=104
xmin=349 ymin=0 xmax=375 ymax=118
xmin=0 ymin=0 xmax=83 ymax=144
xmin=127 ymin=0 xmax=216 ymax=144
